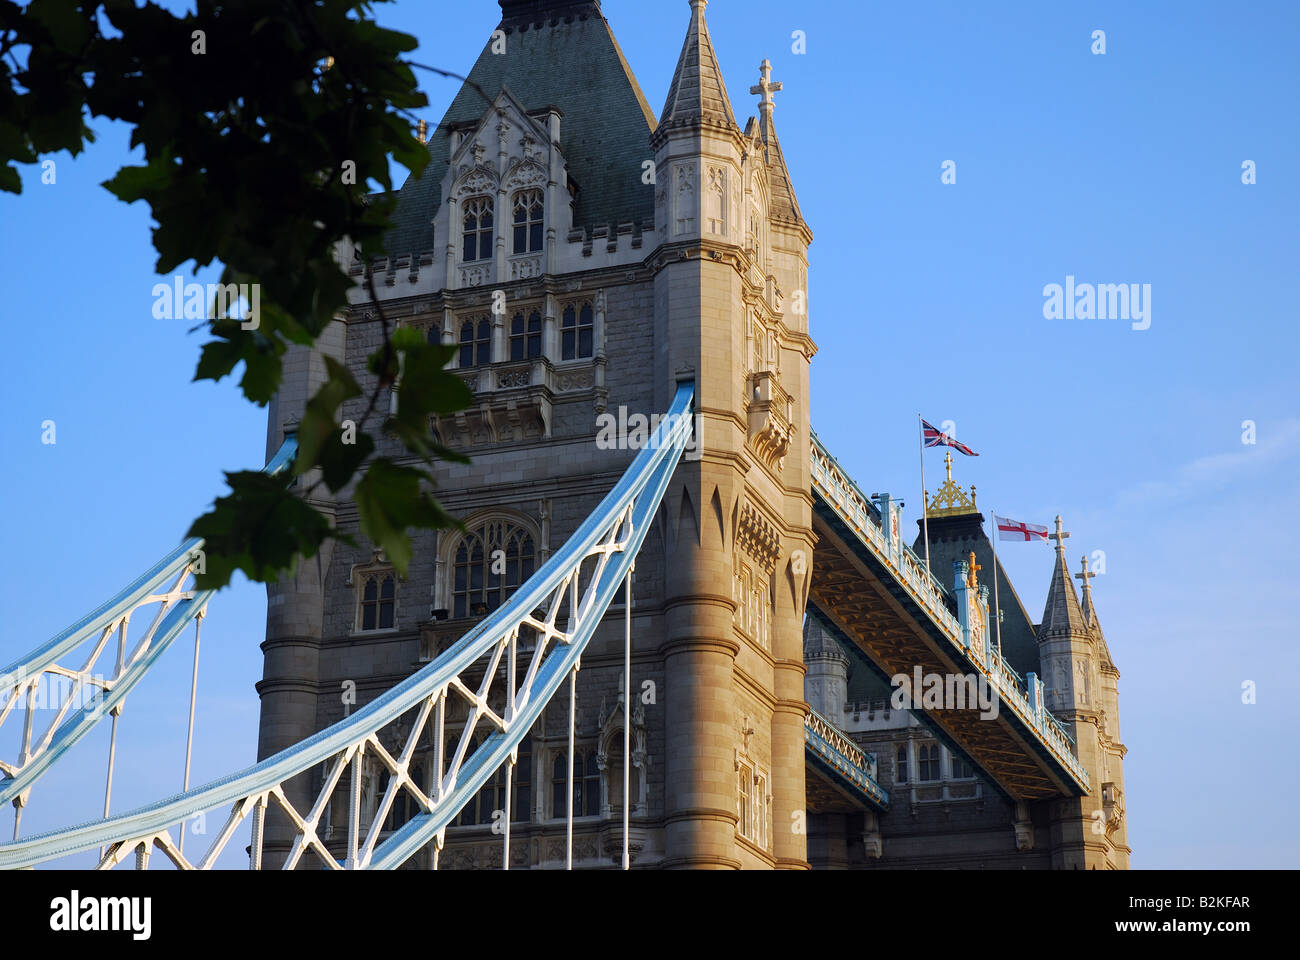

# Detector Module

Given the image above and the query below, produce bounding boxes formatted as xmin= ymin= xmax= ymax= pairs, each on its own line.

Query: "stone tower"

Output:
xmin=1037 ymin=518 xmax=1128 ymax=868
xmin=1078 ymin=556 xmax=1130 ymax=868
xmin=255 ymin=0 xmax=817 ymax=869
xmin=650 ymin=0 xmax=815 ymax=869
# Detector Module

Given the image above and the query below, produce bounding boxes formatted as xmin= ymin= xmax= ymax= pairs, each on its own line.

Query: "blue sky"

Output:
xmin=1 ymin=0 xmax=1296 ymax=868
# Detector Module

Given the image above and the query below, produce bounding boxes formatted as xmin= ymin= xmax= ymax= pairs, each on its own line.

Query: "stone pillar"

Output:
xmin=771 ymin=540 xmax=813 ymax=869
xmin=660 ymin=467 xmax=741 ymax=869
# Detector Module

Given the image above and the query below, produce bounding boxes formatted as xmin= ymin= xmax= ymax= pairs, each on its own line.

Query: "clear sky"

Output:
xmin=1 ymin=0 xmax=1296 ymax=868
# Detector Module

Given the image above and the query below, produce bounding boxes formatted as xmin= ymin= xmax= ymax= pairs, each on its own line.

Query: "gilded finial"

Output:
xmin=926 ymin=452 xmax=978 ymax=517
xmin=967 ymin=550 xmax=982 ymax=589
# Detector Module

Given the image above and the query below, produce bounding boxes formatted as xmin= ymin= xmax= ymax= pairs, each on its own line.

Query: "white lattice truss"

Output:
xmin=0 ymin=439 xmax=299 ymax=833
xmin=0 ymin=556 xmax=200 ymax=811
xmin=0 ymin=384 xmax=694 ymax=870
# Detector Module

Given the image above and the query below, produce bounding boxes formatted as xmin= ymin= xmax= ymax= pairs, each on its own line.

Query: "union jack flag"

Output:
xmin=921 ymin=418 xmax=979 ymax=457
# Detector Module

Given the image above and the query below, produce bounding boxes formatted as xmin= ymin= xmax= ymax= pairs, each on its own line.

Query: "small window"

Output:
xmin=896 ymin=745 xmax=908 ymax=784
xmin=561 ymin=304 xmax=593 ymax=361
xmin=509 ymin=310 xmax=542 ymax=361
xmin=512 ymin=189 xmax=544 ymax=254
xmin=462 ymin=196 xmax=494 ymax=262
xmin=951 ymin=755 xmax=975 ymax=780
xmin=459 ymin=318 xmax=491 ymax=368
xmin=359 ymin=574 xmax=396 ymax=631
xmin=736 ymin=758 xmax=768 ymax=848
xmin=918 ymin=743 xmax=940 ymax=782
xmin=552 ymin=749 xmax=601 ymax=818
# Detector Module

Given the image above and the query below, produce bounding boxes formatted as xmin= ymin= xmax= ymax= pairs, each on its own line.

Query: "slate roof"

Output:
xmin=383 ymin=1 xmax=657 ymax=258
xmin=803 ymin=614 xmax=849 ymax=662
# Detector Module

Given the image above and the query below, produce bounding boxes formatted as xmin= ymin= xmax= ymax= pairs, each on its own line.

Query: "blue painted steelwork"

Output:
xmin=0 ymin=438 xmax=298 ymax=807
xmin=0 ymin=386 xmax=694 ymax=869
xmin=803 ymin=707 xmax=889 ymax=812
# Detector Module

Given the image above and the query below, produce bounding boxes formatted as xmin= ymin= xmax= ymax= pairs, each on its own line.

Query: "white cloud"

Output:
xmin=1113 ymin=418 xmax=1300 ymax=510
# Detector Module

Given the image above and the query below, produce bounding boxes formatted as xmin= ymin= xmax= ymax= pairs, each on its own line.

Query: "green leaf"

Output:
xmin=354 ymin=459 xmax=456 ymax=576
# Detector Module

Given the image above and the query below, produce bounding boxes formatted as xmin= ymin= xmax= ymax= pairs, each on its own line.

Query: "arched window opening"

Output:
xmin=561 ymin=303 xmax=593 ymax=361
xmin=360 ymin=574 xmax=396 ymax=631
xmin=510 ymin=309 xmax=543 ymax=361
xmin=460 ymin=318 xmax=491 ymax=368
xmin=450 ymin=519 xmax=537 ymax=619
xmin=552 ymin=749 xmax=600 ymax=818
xmin=512 ymin=189 xmax=544 ymax=254
xmin=462 ymin=196 xmax=494 ymax=262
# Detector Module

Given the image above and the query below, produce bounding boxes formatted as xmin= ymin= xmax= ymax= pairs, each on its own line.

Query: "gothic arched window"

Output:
xmin=509 ymin=309 xmax=542 ymax=361
xmin=552 ymin=749 xmax=600 ymax=818
xmin=918 ymin=743 xmax=940 ymax=782
xmin=462 ymin=196 xmax=494 ymax=262
xmin=359 ymin=573 xmax=396 ymax=631
xmin=512 ymin=189 xmax=544 ymax=254
xmin=896 ymin=745 xmax=908 ymax=784
xmin=561 ymin=303 xmax=593 ymax=361
xmin=459 ymin=317 xmax=491 ymax=368
xmin=450 ymin=517 xmax=537 ymax=619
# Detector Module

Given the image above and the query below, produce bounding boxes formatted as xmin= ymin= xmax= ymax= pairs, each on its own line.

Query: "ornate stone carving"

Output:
xmin=504 ymin=159 xmax=548 ymax=191
xmin=496 ymin=367 xmax=532 ymax=389
xmin=461 ymin=265 xmax=492 ymax=288
xmin=435 ymin=361 xmax=553 ymax=448
xmin=557 ymin=370 xmax=593 ymax=392
xmin=746 ymin=370 xmax=793 ymax=471
xmin=509 ymin=255 xmax=543 ymax=280
xmin=455 ymin=167 xmax=497 ymax=199
xmin=737 ymin=502 xmax=781 ymax=574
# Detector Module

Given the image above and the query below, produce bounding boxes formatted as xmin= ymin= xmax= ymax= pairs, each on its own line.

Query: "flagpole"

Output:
xmin=918 ymin=414 xmax=931 ymax=577
xmin=990 ymin=507 xmax=1003 ymax=659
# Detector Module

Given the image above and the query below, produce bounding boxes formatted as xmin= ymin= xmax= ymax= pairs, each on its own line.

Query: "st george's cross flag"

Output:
xmin=996 ymin=516 xmax=1049 ymax=543
xmin=921 ymin=418 xmax=979 ymax=456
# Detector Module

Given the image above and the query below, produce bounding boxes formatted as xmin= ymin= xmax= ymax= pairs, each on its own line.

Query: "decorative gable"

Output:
xmin=433 ymin=86 xmax=574 ymax=290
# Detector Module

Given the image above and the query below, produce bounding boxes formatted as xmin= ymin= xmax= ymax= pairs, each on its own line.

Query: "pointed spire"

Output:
xmin=1037 ymin=516 xmax=1088 ymax=642
xmin=659 ymin=0 xmax=738 ymax=132
xmin=746 ymin=57 xmax=805 ymax=226
xmin=1076 ymin=554 xmax=1117 ymax=669
xmin=803 ymin=614 xmax=847 ymax=663
xmin=1075 ymin=555 xmax=1099 ymax=629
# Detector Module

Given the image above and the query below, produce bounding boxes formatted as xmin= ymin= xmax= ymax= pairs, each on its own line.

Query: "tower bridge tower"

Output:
xmin=258 ymin=0 xmax=816 ymax=869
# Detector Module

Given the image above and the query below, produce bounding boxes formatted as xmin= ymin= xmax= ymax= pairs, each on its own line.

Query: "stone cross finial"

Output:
xmin=1049 ymin=516 xmax=1070 ymax=551
xmin=1075 ymin=556 xmax=1096 ymax=588
xmin=750 ymin=59 xmax=783 ymax=115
